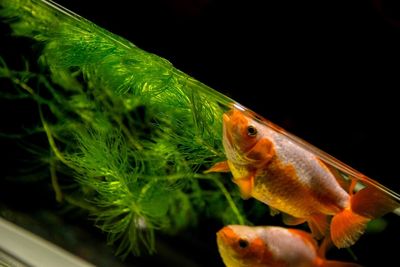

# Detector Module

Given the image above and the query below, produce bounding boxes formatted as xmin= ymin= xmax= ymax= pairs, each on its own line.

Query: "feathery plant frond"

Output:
xmin=0 ymin=0 xmax=246 ymax=256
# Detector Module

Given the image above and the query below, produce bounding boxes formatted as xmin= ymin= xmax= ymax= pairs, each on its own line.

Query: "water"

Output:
xmin=1 ymin=1 xmax=400 ymax=266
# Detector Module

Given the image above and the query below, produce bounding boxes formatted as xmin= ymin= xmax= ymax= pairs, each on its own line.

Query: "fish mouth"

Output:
xmin=222 ymin=112 xmax=233 ymax=146
xmin=216 ymin=227 xmax=228 ymax=242
xmin=216 ymin=228 xmax=229 ymax=258
xmin=223 ymin=111 xmax=232 ymax=130
xmin=216 ymin=226 xmax=236 ymax=260
xmin=217 ymin=226 xmax=236 ymax=245
xmin=223 ymin=111 xmax=232 ymax=124
xmin=217 ymin=229 xmax=234 ymax=266
xmin=217 ymin=226 xmax=246 ymax=265
xmin=223 ymin=110 xmax=260 ymax=163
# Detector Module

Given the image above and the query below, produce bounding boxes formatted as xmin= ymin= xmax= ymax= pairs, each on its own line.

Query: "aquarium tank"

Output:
xmin=1 ymin=1 xmax=400 ymax=266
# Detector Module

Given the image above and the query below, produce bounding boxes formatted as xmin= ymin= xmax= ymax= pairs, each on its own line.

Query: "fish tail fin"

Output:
xmin=350 ymin=184 xmax=400 ymax=219
xmin=318 ymin=259 xmax=362 ymax=267
xmin=330 ymin=208 xmax=369 ymax=248
xmin=331 ymin=184 xmax=400 ymax=248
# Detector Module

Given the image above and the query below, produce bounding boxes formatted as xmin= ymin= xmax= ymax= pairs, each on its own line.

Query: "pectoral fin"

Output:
xmin=204 ymin=161 xmax=230 ymax=173
xmin=233 ymin=175 xmax=254 ymax=199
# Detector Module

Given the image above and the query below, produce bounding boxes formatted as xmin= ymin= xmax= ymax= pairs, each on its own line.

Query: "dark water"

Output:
xmin=1 ymin=1 xmax=400 ymax=266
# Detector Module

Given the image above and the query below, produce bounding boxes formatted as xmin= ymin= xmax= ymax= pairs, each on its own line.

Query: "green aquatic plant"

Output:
xmin=0 ymin=0 xmax=248 ymax=257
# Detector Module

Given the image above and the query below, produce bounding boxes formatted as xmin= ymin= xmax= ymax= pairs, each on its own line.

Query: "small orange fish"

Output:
xmin=217 ymin=225 xmax=361 ymax=267
xmin=208 ymin=107 xmax=400 ymax=248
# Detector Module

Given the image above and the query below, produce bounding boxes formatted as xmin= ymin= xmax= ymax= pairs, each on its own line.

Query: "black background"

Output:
xmin=1 ymin=0 xmax=400 ymax=266
xmin=53 ymin=0 xmax=400 ymax=190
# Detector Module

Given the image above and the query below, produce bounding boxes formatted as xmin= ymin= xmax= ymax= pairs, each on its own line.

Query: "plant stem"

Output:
xmin=194 ymin=174 xmax=245 ymax=225
xmin=50 ymin=156 xmax=63 ymax=202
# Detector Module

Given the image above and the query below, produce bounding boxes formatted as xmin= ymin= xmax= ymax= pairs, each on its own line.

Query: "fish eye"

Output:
xmin=238 ymin=238 xmax=249 ymax=249
xmin=247 ymin=125 xmax=257 ymax=137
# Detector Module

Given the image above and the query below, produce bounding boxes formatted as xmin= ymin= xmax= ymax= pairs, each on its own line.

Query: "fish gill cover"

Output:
xmin=0 ymin=0 xmax=249 ymax=257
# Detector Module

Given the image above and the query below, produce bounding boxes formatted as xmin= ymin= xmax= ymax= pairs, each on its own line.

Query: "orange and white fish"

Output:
xmin=208 ymin=107 xmax=400 ymax=248
xmin=217 ymin=225 xmax=361 ymax=267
